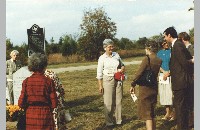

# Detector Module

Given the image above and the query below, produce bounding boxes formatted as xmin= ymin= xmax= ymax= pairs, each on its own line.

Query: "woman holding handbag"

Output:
xmin=130 ymin=41 xmax=162 ymax=130
xmin=96 ymin=39 xmax=125 ymax=128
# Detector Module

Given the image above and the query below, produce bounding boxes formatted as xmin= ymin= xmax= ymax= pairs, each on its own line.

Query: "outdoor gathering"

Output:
xmin=6 ymin=0 xmax=194 ymax=130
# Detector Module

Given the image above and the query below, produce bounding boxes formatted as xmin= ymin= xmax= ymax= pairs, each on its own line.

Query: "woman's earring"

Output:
xmin=104 ymin=48 xmax=106 ymax=51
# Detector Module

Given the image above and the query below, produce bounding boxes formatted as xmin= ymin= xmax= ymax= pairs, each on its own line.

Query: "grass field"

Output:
xmin=6 ymin=56 xmax=178 ymax=130
xmin=57 ymin=64 xmax=177 ymax=130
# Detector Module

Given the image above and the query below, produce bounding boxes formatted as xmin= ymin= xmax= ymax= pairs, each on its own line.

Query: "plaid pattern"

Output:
xmin=18 ymin=72 xmax=58 ymax=130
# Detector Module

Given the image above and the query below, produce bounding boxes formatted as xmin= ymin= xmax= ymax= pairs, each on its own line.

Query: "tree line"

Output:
xmin=6 ymin=7 xmax=194 ymax=65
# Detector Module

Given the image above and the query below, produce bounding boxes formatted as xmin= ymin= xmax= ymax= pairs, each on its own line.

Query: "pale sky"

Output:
xmin=6 ymin=0 xmax=194 ymax=45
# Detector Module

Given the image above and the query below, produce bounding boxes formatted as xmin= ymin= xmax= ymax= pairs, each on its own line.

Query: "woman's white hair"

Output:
xmin=103 ymin=39 xmax=114 ymax=48
xmin=10 ymin=50 xmax=19 ymax=57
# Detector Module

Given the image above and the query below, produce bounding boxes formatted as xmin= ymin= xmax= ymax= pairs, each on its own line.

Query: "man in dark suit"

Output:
xmin=163 ymin=27 xmax=194 ymax=130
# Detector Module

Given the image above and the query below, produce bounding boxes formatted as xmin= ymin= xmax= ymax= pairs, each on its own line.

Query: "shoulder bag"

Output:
xmin=135 ymin=55 xmax=157 ymax=87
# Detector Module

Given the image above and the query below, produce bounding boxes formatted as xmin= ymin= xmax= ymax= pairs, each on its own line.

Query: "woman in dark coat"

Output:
xmin=18 ymin=53 xmax=58 ymax=130
xmin=130 ymin=41 xmax=162 ymax=130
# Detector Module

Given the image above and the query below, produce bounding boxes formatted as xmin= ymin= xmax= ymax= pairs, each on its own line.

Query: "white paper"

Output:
xmin=131 ymin=94 xmax=137 ymax=102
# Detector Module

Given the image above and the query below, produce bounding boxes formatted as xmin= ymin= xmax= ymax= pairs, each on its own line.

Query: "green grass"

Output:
xmin=57 ymin=64 xmax=177 ymax=130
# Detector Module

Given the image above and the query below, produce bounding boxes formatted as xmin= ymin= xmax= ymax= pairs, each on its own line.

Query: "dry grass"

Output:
xmin=47 ymin=56 xmax=144 ymax=69
xmin=47 ymin=49 xmax=145 ymax=65
xmin=118 ymin=49 xmax=145 ymax=59
xmin=57 ymin=64 xmax=177 ymax=130
xmin=48 ymin=53 xmax=86 ymax=65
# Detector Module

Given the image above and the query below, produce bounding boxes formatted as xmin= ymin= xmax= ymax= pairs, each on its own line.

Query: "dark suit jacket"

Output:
xmin=170 ymin=40 xmax=193 ymax=91
xmin=132 ymin=53 xmax=162 ymax=87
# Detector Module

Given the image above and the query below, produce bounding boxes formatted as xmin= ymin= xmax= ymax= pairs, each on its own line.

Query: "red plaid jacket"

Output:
xmin=18 ymin=72 xmax=58 ymax=130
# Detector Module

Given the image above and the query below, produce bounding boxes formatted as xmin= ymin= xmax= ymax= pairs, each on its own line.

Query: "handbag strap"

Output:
xmin=146 ymin=55 xmax=152 ymax=70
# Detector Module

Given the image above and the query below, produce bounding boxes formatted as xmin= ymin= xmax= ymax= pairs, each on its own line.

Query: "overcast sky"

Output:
xmin=6 ymin=0 xmax=194 ymax=45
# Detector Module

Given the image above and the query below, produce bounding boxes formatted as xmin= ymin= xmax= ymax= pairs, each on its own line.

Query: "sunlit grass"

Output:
xmin=57 ymin=64 xmax=177 ymax=130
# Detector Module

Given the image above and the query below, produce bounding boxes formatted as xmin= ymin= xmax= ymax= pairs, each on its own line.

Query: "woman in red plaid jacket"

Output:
xmin=18 ymin=53 xmax=58 ymax=130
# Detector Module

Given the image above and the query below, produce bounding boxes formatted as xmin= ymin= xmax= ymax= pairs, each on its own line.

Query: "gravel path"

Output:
xmin=51 ymin=61 xmax=142 ymax=74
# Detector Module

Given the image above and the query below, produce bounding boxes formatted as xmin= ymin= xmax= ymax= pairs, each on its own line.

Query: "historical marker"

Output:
xmin=27 ymin=24 xmax=45 ymax=56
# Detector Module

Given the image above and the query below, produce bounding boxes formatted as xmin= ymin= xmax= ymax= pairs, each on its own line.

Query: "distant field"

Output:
xmin=47 ymin=49 xmax=145 ymax=65
xmin=56 ymin=64 xmax=177 ymax=130
xmin=47 ymin=56 xmax=145 ymax=69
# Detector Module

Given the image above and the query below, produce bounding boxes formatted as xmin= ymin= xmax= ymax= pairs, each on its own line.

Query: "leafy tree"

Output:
xmin=46 ymin=37 xmax=60 ymax=54
xmin=118 ymin=38 xmax=135 ymax=50
xmin=135 ymin=37 xmax=148 ymax=49
xmin=189 ymin=27 xmax=194 ymax=44
xmin=6 ymin=38 xmax=13 ymax=60
xmin=60 ymin=34 xmax=77 ymax=56
xmin=78 ymin=7 xmax=117 ymax=61
xmin=50 ymin=37 xmax=55 ymax=44
xmin=17 ymin=42 xmax=28 ymax=66
xmin=44 ymin=39 xmax=50 ymax=55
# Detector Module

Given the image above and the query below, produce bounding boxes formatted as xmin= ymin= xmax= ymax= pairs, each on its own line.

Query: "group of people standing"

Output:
xmin=97 ymin=26 xmax=194 ymax=130
xmin=6 ymin=26 xmax=194 ymax=130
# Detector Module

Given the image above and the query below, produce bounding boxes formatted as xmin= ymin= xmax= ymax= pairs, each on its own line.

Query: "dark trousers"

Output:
xmin=173 ymin=88 xmax=190 ymax=130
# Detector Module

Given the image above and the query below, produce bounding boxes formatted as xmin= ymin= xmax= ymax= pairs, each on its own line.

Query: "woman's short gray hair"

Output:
xmin=28 ymin=53 xmax=48 ymax=72
xmin=103 ymin=39 xmax=114 ymax=48
xmin=10 ymin=50 xmax=19 ymax=57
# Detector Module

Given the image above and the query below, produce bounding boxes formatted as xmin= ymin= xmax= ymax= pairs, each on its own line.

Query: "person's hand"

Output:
xmin=192 ymin=57 xmax=194 ymax=63
xmin=163 ymin=75 xmax=167 ymax=81
xmin=130 ymin=87 xmax=135 ymax=94
xmin=99 ymin=86 xmax=104 ymax=94
xmin=164 ymin=72 xmax=170 ymax=76
xmin=163 ymin=72 xmax=170 ymax=81
xmin=120 ymin=66 xmax=125 ymax=73
xmin=189 ymin=57 xmax=194 ymax=64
